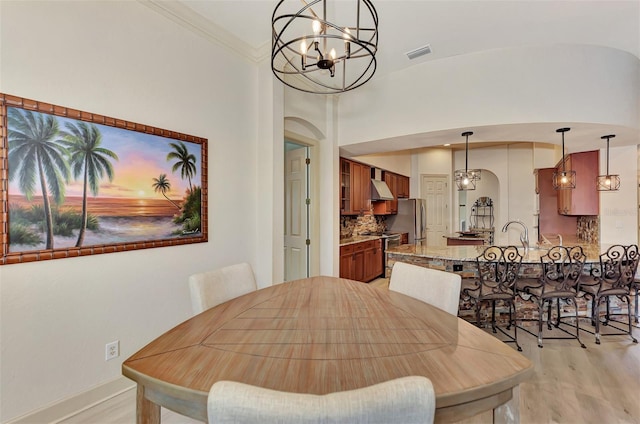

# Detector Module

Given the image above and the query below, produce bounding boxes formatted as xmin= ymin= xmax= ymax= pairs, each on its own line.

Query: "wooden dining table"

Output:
xmin=122 ymin=276 xmax=533 ymax=423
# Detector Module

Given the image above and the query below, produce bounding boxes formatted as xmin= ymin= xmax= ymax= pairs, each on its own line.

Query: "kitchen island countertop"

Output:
xmin=386 ymin=242 xmax=606 ymax=264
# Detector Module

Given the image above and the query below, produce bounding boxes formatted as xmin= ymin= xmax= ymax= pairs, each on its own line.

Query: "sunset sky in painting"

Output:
xmin=8 ymin=111 xmax=202 ymax=200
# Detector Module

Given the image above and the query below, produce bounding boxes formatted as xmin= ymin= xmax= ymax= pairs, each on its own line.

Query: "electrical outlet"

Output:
xmin=105 ymin=340 xmax=119 ymax=361
xmin=453 ymin=264 xmax=463 ymax=272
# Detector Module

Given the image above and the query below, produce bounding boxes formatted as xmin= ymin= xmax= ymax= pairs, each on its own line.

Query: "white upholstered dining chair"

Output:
xmin=389 ymin=261 xmax=462 ymax=316
xmin=207 ymin=376 xmax=435 ymax=424
xmin=188 ymin=262 xmax=257 ymax=315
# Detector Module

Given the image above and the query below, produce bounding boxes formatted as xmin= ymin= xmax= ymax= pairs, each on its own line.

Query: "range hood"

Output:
xmin=370 ymin=168 xmax=394 ymax=201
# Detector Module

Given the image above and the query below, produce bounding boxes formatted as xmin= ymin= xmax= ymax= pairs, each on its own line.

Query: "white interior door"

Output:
xmin=284 ymin=146 xmax=308 ymax=281
xmin=421 ymin=175 xmax=449 ymax=247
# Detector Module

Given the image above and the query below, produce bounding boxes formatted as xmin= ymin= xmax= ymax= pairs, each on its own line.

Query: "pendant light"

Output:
xmin=454 ymin=131 xmax=481 ymax=191
xmin=553 ymin=127 xmax=576 ymax=190
xmin=597 ymin=134 xmax=620 ymax=191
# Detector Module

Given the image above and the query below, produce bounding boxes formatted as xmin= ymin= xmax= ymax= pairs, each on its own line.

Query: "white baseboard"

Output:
xmin=5 ymin=377 xmax=135 ymax=424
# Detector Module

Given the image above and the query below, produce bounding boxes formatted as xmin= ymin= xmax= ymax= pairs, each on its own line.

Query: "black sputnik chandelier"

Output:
xmin=271 ymin=0 xmax=378 ymax=94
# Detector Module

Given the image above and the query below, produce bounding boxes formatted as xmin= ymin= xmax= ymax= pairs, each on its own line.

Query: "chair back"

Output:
xmin=540 ymin=246 xmax=586 ymax=295
xmin=207 ymin=376 xmax=436 ymax=424
xmin=188 ymin=262 xmax=257 ymax=314
xmin=475 ymin=246 xmax=523 ymax=299
xmin=389 ymin=261 xmax=462 ymax=315
xmin=593 ymin=244 xmax=639 ymax=292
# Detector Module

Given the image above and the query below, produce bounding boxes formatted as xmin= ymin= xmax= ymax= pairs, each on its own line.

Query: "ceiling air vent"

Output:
xmin=406 ymin=44 xmax=432 ymax=60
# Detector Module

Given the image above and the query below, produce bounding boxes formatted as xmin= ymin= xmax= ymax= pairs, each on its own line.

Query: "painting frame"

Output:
xmin=0 ymin=93 xmax=208 ymax=265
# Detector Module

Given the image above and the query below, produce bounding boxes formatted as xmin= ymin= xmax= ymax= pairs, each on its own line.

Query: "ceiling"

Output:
xmin=144 ymin=0 xmax=640 ymax=153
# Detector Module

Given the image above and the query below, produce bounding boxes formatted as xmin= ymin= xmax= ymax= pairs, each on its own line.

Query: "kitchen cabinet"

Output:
xmin=340 ymin=239 xmax=382 ymax=282
xmin=556 ymin=150 xmax=599 ymax=216
xmin=363 ymin=239 xmax=383 ymax=282
xmin=340 ymin=158 xmax=370 ymax=215
xmin=396 ymin=174 xmax=410 ymax=198
xmin=535 ymin=167 xmax=577 ymax=237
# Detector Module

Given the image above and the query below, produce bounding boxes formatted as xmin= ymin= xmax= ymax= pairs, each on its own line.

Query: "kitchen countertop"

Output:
xmin=339 ymin=235 xmax=382 ymax=246
xmin=386 ymin=242 xmax=607 ymax=264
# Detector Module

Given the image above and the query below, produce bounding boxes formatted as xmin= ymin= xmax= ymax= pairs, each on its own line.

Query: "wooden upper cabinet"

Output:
xmin=372 ymin=171 xmax=411 ymax=215
xmin=340 ymin=158 xmax=352 ymax=215
xmin=556 ymin=150 xmax=599 ymax=216
xmin=340 ymin=157 xmax=409 ymax=216
xmin=340 ymin=158 xmax=370 ymax=215
xmin=396 ymin=174 xmax=410 ymax=198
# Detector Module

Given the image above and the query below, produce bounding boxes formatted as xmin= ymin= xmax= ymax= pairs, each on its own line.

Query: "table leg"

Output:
xmin=494 ymin=385 xmax=520 ymax=424
xmin=136 ymin=384 xmax=161 ymax=424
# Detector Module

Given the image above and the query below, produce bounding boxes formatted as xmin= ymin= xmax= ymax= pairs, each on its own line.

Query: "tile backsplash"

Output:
xmin=341 ymin=214 xmax=386 ymax=238
xmin=577 ymin=216 xmax=599 ymax=243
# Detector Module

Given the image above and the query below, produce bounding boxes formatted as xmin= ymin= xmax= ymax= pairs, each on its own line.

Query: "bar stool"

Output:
xmin=578 ymin=244 xmax=639 ymax=344
xmin=516 ymin=246 xmax=586 ymax=348
xmin=462 ymin=245 xmax=524 ymax=351
xmin=633 ymin=269 xmax=640 ymax=324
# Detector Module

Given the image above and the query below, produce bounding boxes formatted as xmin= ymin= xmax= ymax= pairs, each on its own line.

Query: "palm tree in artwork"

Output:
xmin=152 ymin=173 xmax=181 ymax=210
xmin=7 ymin=108 xmax=70 ymax=249
xmin=167 ymin=141 xmax=196 ymax=192
xmin=62 ymin=121 xmax=118 ymax=247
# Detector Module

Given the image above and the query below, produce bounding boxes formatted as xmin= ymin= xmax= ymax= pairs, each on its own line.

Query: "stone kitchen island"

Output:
xmin=385 ymin=242 xmax=615 ymax=324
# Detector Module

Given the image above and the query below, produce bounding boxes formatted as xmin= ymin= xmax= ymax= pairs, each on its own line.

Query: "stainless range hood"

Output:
xmin=370 ymin=168 xmax=394 ymax=201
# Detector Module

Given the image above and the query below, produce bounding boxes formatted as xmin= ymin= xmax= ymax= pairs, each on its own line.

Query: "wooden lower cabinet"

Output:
xmin=340 ymin=239 xmax=382 ymax=283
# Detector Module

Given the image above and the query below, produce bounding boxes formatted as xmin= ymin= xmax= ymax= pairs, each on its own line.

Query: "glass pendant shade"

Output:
xmin=553 ymin=127 xmax=576 ymax=190
xmin=271 ymin=0 xmax=378 ymax=94
xmin=597 ymin=134 xmax=620 ymax=191
xmin=454 ymin=131 xmax=481 ymax=191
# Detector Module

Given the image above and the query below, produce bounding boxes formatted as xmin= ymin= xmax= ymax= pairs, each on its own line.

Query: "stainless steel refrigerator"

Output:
xmin=387 ymin=198 xmax=427 ymax=244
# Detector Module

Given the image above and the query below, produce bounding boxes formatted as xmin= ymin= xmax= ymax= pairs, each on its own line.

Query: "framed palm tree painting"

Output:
xmin=0 ymin=93 xmax=208 ymax=265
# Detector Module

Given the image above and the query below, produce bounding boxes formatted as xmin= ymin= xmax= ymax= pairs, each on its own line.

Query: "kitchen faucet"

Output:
xmin=502 ymin=220 xmax=529 ymax=255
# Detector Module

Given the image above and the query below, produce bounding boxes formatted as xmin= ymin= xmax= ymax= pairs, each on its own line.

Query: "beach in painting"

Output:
xmin=9 ymin=195 xmax=185 ymax=252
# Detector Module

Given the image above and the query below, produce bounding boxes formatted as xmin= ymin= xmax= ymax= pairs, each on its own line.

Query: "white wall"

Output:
xmin=448 ymin=144 xmax=536 ymax=246
xmin=599 ymin=145 xmax=638 ymax=245
xmin=337 ymin=44 xmax=639 ymax=147
xmin=0 ymin=1 xmax=261 ymax=421
xmin=282 ymin=87 xmax=337 ymax=278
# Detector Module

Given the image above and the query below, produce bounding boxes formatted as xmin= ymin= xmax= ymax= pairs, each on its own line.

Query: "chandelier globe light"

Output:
xmin=454 ymin=131 xmax=481 ymax=191
xmin=271 ymin=0 xmax=378 ymax=94
xmin=552 ymin=127 xmax=576 ymax=190
xmin=597 ymin=134 xmax=620 ymax=191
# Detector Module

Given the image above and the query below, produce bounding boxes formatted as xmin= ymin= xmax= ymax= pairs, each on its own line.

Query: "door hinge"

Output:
xmin=305 ymin=198 xmax=311 ymax=205
xmin=305 ymin=239 xmax=311 ymax=246
xmin=305 ymin=158 xmax=311 ymax=165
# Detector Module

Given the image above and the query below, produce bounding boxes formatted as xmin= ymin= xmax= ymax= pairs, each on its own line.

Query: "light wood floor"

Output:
xmin=61 ymin=278 xmax=640 ymax=424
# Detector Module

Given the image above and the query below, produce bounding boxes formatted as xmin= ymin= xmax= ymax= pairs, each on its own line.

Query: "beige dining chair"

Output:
xmin=188 ymin=262 xmax=257 ymax=315
xmin=389 ymin=261 xmax=462 ymax=316
xmin=207 ymin=376 xmax=435 ymax=424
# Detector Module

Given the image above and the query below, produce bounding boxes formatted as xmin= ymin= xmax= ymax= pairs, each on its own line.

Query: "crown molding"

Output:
xmin=138 ymin=0 xmax=270 ymax=64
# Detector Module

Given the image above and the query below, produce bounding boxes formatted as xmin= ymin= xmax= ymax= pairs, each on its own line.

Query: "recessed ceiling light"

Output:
xmin=406 ymin=44 xmax=432 ymax=60
xmin=444 ymin=143 xmax=451 ymax=146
